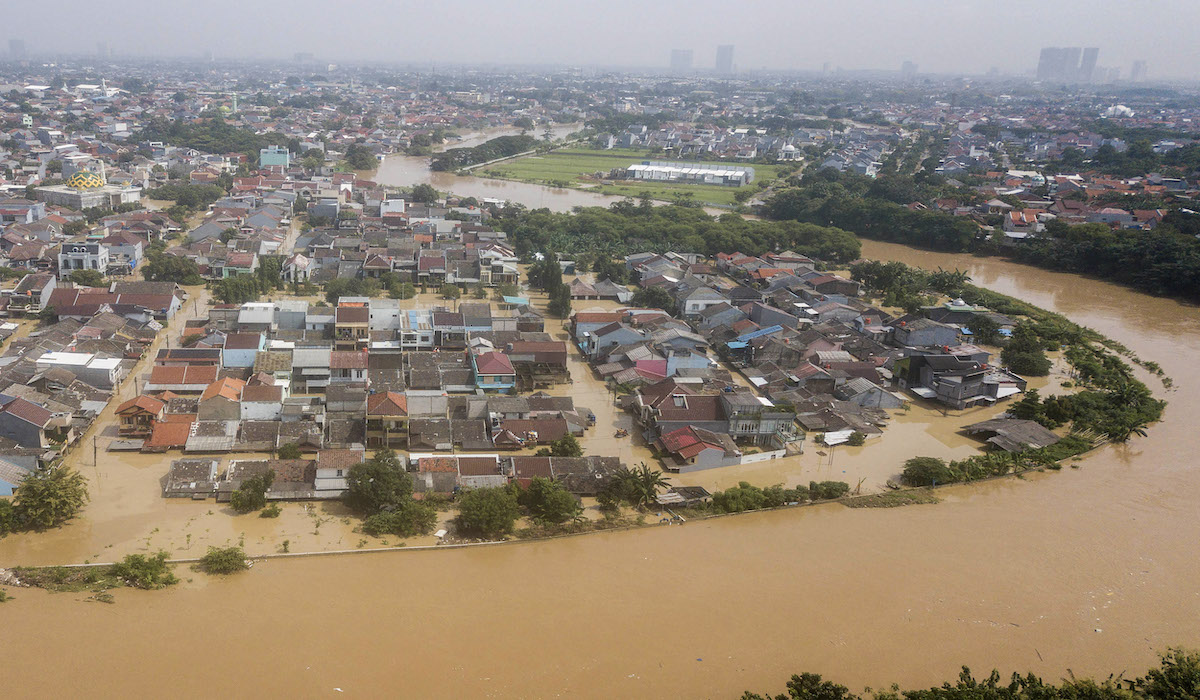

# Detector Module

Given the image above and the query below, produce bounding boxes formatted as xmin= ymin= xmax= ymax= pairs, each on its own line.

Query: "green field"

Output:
xmin=478 ymin=147 xmax=797 ymax=207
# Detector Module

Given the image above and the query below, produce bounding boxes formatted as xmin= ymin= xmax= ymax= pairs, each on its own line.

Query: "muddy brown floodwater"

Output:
xmin=4 ymin=242 xmax=1200 ymax=699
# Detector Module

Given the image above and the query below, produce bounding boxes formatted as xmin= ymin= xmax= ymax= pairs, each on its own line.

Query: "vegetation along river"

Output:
xmin=3 ymin=211 xmax=1199 ymax=697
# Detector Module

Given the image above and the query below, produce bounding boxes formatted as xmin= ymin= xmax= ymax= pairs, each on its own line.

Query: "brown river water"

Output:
xmin=3 ymin=242 xmax=1200 ymax=695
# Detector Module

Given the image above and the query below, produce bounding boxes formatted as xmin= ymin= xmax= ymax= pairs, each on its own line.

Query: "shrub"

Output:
xmin=454 ymin=487 xmax=521 ymax=537
xmin=277 ymin=443 xmax=302 ymax=460
xmin=517 ymin=478 xmax=581 ymax=524
xmin=198 ymin=546 xmax=248 ymax=575
xmin=361 ymin=502 xmax=438 ymax=537
xmin=846 ymin=431 xmax=866 ymax=446
xmin=230 ymin=471 xmax=273 ymax=513
xmin=111 ymin=551 xmax=178 ymax=590
xmin=1005 ymin=351 xmax=1052 ymax=376
xmin=259 ymin=503 xmax=281 ymax=518
xmin=900 ymin=457 xmax=955 ymax=487
xmin=809 ymin=481 xmax=851 ymax=500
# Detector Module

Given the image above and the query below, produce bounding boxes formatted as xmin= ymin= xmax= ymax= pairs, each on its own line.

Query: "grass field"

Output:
xmin=478 ymin=147 xmax=797 ymax=207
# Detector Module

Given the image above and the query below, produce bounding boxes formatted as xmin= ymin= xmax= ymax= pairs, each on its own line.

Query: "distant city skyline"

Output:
xmin=2 ymin=0 xmax=1198 ymax=80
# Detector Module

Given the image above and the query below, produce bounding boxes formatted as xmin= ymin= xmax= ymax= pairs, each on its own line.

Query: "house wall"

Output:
xmin=0 ymin=414 xmax=44 ymax=448
xmin=223 ymin=347 xmax=260 ymax=368
xmin=241 ymin=401 xmax=282 ymax=421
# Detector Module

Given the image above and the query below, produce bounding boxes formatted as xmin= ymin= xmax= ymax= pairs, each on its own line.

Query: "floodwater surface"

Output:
xmin=4 ymin=243 xmax=1200 ymax=698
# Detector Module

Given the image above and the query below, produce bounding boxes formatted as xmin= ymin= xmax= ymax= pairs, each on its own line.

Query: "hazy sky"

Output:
xmin=7 ymin=0 xmax=1200 ymax=79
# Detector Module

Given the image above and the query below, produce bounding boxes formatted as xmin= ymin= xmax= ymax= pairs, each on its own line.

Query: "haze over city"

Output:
xmin=4 ymin=0 xmax=1199 ymax=78
xmin=4 ymin=1 xmax=1200 ymax=698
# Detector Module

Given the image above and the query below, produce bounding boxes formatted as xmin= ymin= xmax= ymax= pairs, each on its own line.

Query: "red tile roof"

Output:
xmin=366 ymin=391 xmax=407 ymax=416
xmin=1 ymin=397 xmax=52 ymax=427
xmin=146 ymin=419 xmax=193 ymax=448
xmin=116 ymin=395 xmax=166 ymax=416
xmin=473 ymin=351 xmax=514 ymax=376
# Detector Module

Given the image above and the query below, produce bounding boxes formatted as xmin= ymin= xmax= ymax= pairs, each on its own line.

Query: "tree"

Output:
xmin=410 ymin=183 xmax=438 ymax=203
xmin=230 ymin=470 xmax=274 ymax=513
xmin=343 ymin=144 xmax=377 ymax=170
xmin=549 ymin=433 xmax=583 ymax=457
xmin=547 ymin=284 xmax=572 ymax=318
xmin=69 ymin=269 xmax=106 ymax=287
xmin=278 ymin=443 xmax=302 ymax=459
xmin=454 ymin=486 xmax=521 ymax=537
xmin=1009 ymin=389 xmax=1043 ymax=421
xmin=846 ymin=431 xmax=866 ymax=447
xmin=63 ymin=220 xmax=89 ymax=236
xmin=613 ymin=463 xmax=671 ymax=509
xmin=389 ymin=281 xmax=416 ymax=299
xmin=967 ymin=314 xmax=1001 ymax=345
xmin=591 ymin=257 xmax=628 ymax=284
xmin=1005 ymin=351 xmax=1052 ymax=377
xmin=12 ymin=465 xmax=88 ymax=530
xmin=362 ymin=501 xmax=438 ymax=537
xmin=900 ymin=456 xmax=954 ymax=487
xmin=344 ymin=449 xmax=412 ymax=515
xmin=142 ymin=254 xmax=203 ymax=285
xmin=741 ymin=671 xmax=860 ymax=700
xmin=440 ymin=283 xmax=461 ymax=300
xmin=112 ymin=551 xmax=178 ymax=590
xmin=324 ymin=277 xmax=381 ymax=303
xmin=518 ymin=477 xmax=581 ymax=524
xmin=809 ymin=481 xmax=850 ymax=500
xmin=631 ymin=286 xmax=675 ymax=315
xmin=0 ymin=499 xmax=15 ymax=535
xmin=215 ymin=276 xmax=261 ymax=304
xmin=198 ymin=546 xmax=249 ymax=574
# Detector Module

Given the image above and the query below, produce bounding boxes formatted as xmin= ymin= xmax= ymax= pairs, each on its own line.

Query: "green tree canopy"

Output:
xmin=454 ymin=486 xmax=521 ymax=537
xmin=12 ymin=465 xmax=88 ymax=530
xmin=344 ymin=449 xmax=413 ymax=515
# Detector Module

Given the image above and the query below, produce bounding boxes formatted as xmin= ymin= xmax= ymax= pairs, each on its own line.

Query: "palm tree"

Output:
xmin=631 ymin=462 xmax=670 ymax=509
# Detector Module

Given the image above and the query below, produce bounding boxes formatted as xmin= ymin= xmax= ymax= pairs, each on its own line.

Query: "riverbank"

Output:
xmin=3 ymin=234 xmax=1196 ymax=697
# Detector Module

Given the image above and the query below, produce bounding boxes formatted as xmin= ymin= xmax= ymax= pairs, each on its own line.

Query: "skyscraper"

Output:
xmin=901 ymin=60 xmax=918 ymax=82
xmin=1079 ymin=47 xmax=1099 ymax=82
xmin=716 ymin=45 xmax=734 ymax=74
xmin=670 ymin=49 xmax=693 ymax=73
xmin=1131 ymin=60 xmax=1148 ymax=82
xmin=1036 ymin=46 xmax=1097 ymax=83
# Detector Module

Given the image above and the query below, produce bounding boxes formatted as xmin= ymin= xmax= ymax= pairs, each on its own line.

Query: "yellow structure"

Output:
xmin=65 ymin=170 xmax=105 ymax=189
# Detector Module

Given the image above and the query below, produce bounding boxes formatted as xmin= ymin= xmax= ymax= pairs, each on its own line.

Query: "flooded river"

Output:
xmin=372 ymin=123 xmax=630 ymax=212
xmin=5 ymin=244 xmax=1200 ymax=696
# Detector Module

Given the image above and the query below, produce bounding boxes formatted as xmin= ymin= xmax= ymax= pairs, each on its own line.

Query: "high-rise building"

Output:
xmin=670 ymin=49 xmax=693 ymax=73
xmin=1130 ymin=60 xmax=1147 ymax=82
xmin=9 ymin=39 xmax=27 ymax=60
xmin=716 ymin=45 xmax=734 ymax=74
xmin=1036 ymin=46 xmax=1097 ymax=83
xmin=96 ymin=41 xmax=112 ymax=58
xmin=901 ymin=60 xmax=918 ymax=82
xmin=1062 ymin=47 xmax=1082 ymax=79
xmin=1079 ymin=47 xmax=1099 ymax=82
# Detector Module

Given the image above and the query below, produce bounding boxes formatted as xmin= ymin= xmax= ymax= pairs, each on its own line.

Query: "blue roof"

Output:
xmin=735 ymin=324 xmax=784 ymax=343
xmin=503 ymin=296 xmax=530 ymax=305
xmin=726 ymin=341 xmax=748 ymax=349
